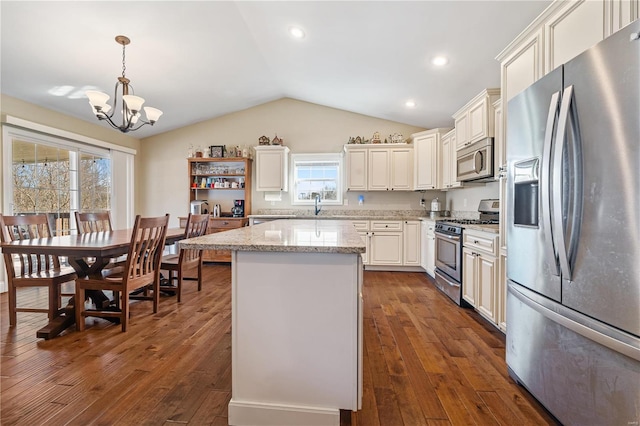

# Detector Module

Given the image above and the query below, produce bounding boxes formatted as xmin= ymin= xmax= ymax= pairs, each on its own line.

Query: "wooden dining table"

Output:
xmin=1 ymin=227 xmax=185 ymax=339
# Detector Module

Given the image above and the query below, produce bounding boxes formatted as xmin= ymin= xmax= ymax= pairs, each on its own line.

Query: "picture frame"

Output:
xmin=209 ymin=145 xmax=224 ymax=158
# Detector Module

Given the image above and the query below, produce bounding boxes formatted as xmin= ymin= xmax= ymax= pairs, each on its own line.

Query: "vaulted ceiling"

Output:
xmin=1 ymin=1 xmax=551 ymax=139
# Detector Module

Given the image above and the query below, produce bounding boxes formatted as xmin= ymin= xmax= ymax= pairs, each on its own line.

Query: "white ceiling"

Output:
xmin=1 ymin=1 xmax=551 ymax=139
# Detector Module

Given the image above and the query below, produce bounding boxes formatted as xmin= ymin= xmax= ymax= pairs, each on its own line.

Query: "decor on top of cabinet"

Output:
xmin=209 ymin=145 xmax=224 ymax=158
xmin=347 ymin=136 xmax=367 ymax=144
xmin=271 ymin=134 xmax=283 ymax=145
xmin=194 ymin=146 xmax=204 ymax=157
xmin=371 ymin=131 xmax=381 ymax=144
xmin=390 ymin=133 xmax=404 ymax=144
xmin=258 ymin=135 xmax=271 ymax=145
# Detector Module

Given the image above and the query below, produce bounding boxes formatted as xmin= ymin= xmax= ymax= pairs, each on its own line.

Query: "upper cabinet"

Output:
xmin=254 ymin=145 xmax=290 ymax=192
xmin=345 ymin=147 xmax=368 ymax=191
xmin=452 ymin=89 xmax=501 ymax=150
xmin=411 ymin=128 xmax=451 ymax=190
xmin=344 ymin=144 xmax=413 ymax=191
xmin=439 ymin=129 xmax=464 ymax=190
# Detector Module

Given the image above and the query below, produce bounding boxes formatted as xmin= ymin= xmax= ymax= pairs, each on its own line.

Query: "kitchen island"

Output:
xmin=180 ymin=219 xmax=365 ymax=426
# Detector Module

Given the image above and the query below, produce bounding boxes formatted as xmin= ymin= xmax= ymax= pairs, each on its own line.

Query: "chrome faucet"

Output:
xmin=314 ymin=194 xmax=322 ymax=216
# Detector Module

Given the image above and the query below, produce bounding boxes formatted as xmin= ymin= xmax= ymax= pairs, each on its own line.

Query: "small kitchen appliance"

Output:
xmin=190 ymin=200 xmax=209 ymax=215
xmin=231 ymin=200 xmax=244 ymax=217
xmin=212 ymin=204 xmax=221 ymax=218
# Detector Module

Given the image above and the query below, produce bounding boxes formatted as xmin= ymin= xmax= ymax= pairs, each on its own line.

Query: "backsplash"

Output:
xmin=255 ymin=208 xmax=480 ymax=219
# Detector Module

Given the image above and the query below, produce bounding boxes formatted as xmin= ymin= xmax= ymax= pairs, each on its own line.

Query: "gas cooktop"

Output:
xmin=438 ymin=219 xmax=499 ymax=225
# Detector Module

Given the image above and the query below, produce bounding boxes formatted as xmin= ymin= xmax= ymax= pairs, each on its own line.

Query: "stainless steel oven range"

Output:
xmin=433 ymin=199 xmax=499 ymax=306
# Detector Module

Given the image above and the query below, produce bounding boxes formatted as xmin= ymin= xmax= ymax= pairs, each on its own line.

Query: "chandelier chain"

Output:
xmin=121 ymin=43 xmax=126 ymax=79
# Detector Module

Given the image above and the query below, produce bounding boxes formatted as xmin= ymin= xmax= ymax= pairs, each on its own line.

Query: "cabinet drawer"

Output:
xmin=208 ymin=218 xmax=247 ymax=231
xmin=351 ymin=220 xmax=369 ymax=231
xmin=463 ymin=229 xmax=498 ymax=256
xmin=370 ymin=220 xmax=402 ymax=231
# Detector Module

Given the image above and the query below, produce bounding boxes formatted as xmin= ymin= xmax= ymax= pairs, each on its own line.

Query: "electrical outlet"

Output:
xmin=463 ymin=198 xmax=468 ymax=208
xmin=420 ymin=198 xmax=425 ymax=207
xmin=344 ymin=198 xmax=349 ymax=206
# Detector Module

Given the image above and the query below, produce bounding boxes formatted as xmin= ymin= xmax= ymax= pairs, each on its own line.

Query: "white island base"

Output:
xmin=228 ymin=250 xmax=363 ymax=426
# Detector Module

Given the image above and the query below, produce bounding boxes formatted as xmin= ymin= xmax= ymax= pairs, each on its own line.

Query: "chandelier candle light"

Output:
xmin=86 ymin=35 xmax=162 ymax=133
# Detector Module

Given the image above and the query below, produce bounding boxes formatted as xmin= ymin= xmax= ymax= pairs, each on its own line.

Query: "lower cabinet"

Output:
xmin=462 ymin=229 xmax=499 ymax=325
xmin=352 ymin=220 xmax=370 ymax=265
xmin=356 ymin=219 xmax=420 ymax=267
xmin=402 ymin=220 xmax=421 ymax=266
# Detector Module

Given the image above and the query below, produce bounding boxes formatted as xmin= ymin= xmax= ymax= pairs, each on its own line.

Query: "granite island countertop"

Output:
xmin=180 ymin=219 xmax=366 ymax=254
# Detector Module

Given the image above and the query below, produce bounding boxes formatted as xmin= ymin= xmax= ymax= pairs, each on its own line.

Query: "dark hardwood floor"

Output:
xmin=1 ymin=264 xmax=556 ymax=425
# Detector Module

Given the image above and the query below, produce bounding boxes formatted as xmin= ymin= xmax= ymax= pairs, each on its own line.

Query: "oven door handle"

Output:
xmin=435 ymin=233 xmax=460 ymax=241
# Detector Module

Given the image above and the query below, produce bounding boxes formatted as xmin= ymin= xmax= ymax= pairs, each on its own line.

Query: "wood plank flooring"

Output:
xmin=1 ymin=264 xmax=557 ymax=425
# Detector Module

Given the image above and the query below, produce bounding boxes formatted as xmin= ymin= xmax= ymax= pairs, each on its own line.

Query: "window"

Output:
xmin=291 ymin=154 xmax=342 ymax=205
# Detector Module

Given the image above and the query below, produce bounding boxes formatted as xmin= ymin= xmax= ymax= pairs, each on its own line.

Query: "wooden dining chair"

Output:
xmin=74 ymin=211 xmax=113 ymax=234
xmin=0 ymin=214 xmax=78 ymax=327
xmin=75 ymin=214 xmax=169 ymax=332
xmin=160 ymin=214 xmax=209 ymax=302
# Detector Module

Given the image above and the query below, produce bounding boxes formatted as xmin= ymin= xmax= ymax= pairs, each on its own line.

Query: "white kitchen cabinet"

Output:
xmin=497 ymin=253 xmax=507 ymax=332
xmin=390 ymin=147 xmax=413 ymax=190
xmin=439 ymin=129 xmax=463 ymax=190
xmin=462 ymin=229 xmax=499 ymax=325
xmin=254 ymin=145 xmax=289 ymax=192
xmin=345 ymin=144 xmax=413 ymax=191
xmin=452 ymin=89 xmax=500 ymax=150
xmin=352 ymin=220 xmax=370 ymax=265
xmin=369 ymin=220 xmax=402 ymax=266
xmin=544 ymin=0 xmax=606 ymax=74
xmin=344 ymin=147 xmax=368 ymax=191
xmin=493 ymin=99 xmax=504 ymax=180
xmin=367 ymin=148 xmax=389 ymax=191
xmin=412 ymin=128 xmax=451 ymax=190
xmin=420 ymin=219 xmax=436 ymax=277
xmin=402 ymin=220 xmax=421 ymax=266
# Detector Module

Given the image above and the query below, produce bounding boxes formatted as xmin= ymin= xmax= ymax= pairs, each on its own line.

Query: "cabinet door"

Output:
xmin=368 ymin=149 xmax=390 ymax=190
xmin=462 ymin=247 xmax=476 ymax=306
xmin=545 ymin=0 xmax=605 ymax=73
xmin=414 ymin=135 xmax=438 ymax=190
xmin=358 ymin=231 xmax=369 ymax=265
xmin=440 ymin=135 xmax=452 ymax=189
xmin=256 ymin=149 xmax=287 ymax=191
xmin=390 ymin=148 xmax=413 ymax=190
xmin=468 ymin=97 xmax=488 ymax=144
xmin=498 ymin=253 xmax=507 ymax=332
xmin=345 ymin=148 xmax=368 ymax=191
xmin=454 ymin=113 xmax=468 ymax=150
xmin=403 ymin=221 xmax=420 ymax=266
xmin=477 ymin=253 xmax=497 ymax=322
xmin=426 ymin=233 xmax=436 ymax=277
xmin=420 ymin=221 xmax=428 ymax=270
xmin=370 ymin=232 xmax=402 ymax=265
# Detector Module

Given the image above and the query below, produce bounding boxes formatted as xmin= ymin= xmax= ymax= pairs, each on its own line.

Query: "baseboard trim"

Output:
xmin=228 ymin=399 xmax=340 ymax=426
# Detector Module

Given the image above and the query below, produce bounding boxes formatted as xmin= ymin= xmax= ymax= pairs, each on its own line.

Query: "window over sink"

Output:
xmin=291 ymin=153 xmax=342 ymax=206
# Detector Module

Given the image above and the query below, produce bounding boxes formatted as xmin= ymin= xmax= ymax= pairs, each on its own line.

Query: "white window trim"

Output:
xmin=290 ymin=153 xmax=343 ymax=206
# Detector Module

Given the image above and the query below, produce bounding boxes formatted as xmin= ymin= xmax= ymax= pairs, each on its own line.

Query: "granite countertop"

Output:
xmin=249 ymin=213 xmax=433 ymax=221
xmin=180 ymin=219 xmax=366 ymax=254
xmin=463 ymin=223 xmax=500 ymax=234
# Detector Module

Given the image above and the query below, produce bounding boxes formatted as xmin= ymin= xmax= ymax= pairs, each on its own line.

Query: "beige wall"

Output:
xmin=0 ymin=94 xmax=141 ymax=214
xmin=139 ymin=98 xmax=438 ymax=225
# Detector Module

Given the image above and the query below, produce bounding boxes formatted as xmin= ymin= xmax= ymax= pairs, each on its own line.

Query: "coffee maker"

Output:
xmin=231 ymin=200 xmax=244 ymax=217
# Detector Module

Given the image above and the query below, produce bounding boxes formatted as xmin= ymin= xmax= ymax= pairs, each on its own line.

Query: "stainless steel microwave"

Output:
xmin=456 ymin=137 xmax=494 ymax=182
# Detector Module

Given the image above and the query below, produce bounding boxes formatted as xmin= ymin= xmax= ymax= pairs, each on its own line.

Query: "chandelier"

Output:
xmin=86 ymin=35 xmax=162 ymax=133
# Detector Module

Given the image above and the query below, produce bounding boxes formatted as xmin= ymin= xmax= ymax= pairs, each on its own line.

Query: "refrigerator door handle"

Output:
xmin=553 ymin=85 xmax=583 ymax=281
xmin=541 ymin=91 xmax=561 ymax=276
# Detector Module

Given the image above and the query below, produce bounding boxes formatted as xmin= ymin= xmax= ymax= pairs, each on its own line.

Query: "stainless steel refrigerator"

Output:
xmin=506 ymin=20 xmax=640 ymax=425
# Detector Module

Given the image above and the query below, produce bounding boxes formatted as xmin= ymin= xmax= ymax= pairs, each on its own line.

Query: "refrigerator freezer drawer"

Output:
xmin=507 ymin=281 xmax=640 ymax=425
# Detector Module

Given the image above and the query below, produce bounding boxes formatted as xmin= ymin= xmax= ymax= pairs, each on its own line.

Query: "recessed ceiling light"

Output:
xmin=405 ymin=100 xmax=416 ymax=108
xmin=432 ymin=56 xmax=448 ymax=66
xmin=289 ymin=26 xmax=306 ymax=39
